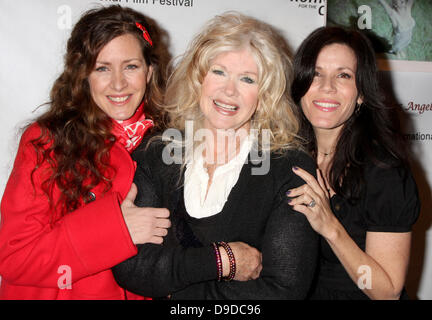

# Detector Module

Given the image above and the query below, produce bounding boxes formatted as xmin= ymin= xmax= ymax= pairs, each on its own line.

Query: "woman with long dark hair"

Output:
xmin=288 ymin=26 xmax=420 ymax=299
xmin=0 ymin=5 xmax=170 ymax=299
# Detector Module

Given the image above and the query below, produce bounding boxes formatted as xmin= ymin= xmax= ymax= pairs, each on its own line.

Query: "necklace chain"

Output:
xmin=318 ymin=150 xmax=334 ymax=156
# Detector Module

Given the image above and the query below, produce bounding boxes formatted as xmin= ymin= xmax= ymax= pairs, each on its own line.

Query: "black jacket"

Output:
xmin=112 ymin=138 xmax=319 ymax=299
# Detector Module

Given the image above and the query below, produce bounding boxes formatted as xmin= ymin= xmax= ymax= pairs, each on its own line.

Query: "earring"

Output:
xmin=355 ymin=103 xmax=362 ymax=115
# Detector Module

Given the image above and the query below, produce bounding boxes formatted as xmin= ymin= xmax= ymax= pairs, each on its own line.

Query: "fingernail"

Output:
xmin=292 ymin=166 xmax=299 ymax=171
xmin=286 ymin=190 xmax=291 ymax=196
xmin=287 ymin=199 xmax=292 ymax=204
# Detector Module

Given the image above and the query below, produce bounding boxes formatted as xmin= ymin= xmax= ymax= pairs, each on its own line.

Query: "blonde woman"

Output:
xmin=113 ymin=12 xmax=318 ymax=299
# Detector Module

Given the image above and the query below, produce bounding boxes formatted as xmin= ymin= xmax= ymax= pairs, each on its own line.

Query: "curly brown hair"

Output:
xmin=31 ymin=5 xmax=168 ymax=216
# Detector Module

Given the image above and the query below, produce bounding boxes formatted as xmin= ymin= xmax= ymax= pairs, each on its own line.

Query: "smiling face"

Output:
xmin=88 ymin=34 xmax=153 ymax=121
xmin=199 ymin=48 xmax=259 ymax=135
xmin=300 ymin=43 xmax=362 ymax=138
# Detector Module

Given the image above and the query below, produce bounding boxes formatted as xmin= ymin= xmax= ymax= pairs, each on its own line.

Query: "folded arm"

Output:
xmin=0 ymin=128 xmax=136 ymax=287
xmin=175 ymin=199 xmax=319 ymax=299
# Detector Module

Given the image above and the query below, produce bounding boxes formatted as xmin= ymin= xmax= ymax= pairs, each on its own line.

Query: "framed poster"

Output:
xmin=327 ymin=0 xmax=432 ymax=72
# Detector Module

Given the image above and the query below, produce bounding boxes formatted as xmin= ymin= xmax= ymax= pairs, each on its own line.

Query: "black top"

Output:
xmin=309 ymin=162 xmax=420 ymax=300
xmin=112 ymin=138 xmax=319 ymax=299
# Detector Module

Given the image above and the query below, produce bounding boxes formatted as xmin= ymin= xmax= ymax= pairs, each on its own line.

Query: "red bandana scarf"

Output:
xmin=111 ymin=103 xmax=154 ymax=153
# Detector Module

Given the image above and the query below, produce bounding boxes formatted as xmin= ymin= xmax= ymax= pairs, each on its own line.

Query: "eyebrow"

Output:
xmin=243 ymin=71 xmax=259 ymax=76
xmin=95 ymin=58 xmax=143 ymax=65
xmin=211 ymin=64 xmax=258 ymax=76
xmin=316 ymin=66 xmax=355 ymax=73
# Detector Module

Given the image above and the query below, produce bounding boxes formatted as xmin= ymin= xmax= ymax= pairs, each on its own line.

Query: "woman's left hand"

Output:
xmin=287 ymin=167 xmax=338 ymax=239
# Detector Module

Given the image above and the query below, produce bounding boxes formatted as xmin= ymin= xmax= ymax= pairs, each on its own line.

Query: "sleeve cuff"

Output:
xmin=367 ymin=225 xmax=412 ymax=233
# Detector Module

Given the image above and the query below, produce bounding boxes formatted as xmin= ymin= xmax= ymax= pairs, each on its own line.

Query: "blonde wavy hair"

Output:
xmin=163 ymin=11 xmax=302 ymax=153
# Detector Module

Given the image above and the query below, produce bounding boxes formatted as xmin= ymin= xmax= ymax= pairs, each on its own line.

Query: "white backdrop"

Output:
xmin=380 ymin=70 xmax=432 ymax=300
xmin=0 ymin=0 xmax=431 ymax=300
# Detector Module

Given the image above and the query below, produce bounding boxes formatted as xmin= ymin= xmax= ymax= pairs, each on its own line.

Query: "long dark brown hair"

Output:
xmin=291 ymin=26 xmax=408 ymax=204
xmin=30 ymin=5 xmax=167 ymax=217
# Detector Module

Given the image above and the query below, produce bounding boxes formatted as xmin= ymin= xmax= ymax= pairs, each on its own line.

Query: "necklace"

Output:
xmin=317 ymin=150 xmax=334 ymax=157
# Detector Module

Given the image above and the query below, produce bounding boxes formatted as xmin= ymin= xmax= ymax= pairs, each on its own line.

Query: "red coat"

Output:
xmin=0 ymin=124 xmax=147 ymax=300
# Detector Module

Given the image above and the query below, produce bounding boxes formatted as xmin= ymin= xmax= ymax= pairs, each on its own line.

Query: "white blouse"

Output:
xmin=184 ymin=136 xmax=254 ymax=219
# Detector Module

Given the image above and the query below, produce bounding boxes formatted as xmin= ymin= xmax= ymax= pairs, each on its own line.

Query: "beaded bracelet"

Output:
xmin=218 ymin=241 xmax=236 ymax=281
xmin=212 ymin=242 xmax=223 ymax=281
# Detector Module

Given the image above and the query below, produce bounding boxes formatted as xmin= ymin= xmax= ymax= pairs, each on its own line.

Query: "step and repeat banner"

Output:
xmin=1 ymin=0 xmax=431 ymax=299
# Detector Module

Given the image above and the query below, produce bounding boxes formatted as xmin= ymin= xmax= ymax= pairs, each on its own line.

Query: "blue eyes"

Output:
xmin=212 ymin=69 xmax=225 ymax=76
xmin=95 ymin=64 xmax=139 ymax=72
xmin=211 ymin=69 xmax=256 ymax=84
xmin=95 ymin=66 xmax=108 ymax=72
xmin=126 ymin=64 xmax=139 ymax=70
xmin=241 ymin=76 xmax=255 ymax=84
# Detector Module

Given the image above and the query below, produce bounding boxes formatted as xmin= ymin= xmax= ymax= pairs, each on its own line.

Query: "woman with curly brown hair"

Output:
xmin=0 ymin=5 xmax=170 ymax=299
